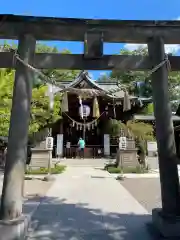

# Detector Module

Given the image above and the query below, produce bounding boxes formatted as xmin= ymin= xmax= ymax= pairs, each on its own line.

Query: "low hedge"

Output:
xmin=26 ymin=164 xmax=66 ymax=175
xmin=107 ymin=165 xmax=149 ymax=174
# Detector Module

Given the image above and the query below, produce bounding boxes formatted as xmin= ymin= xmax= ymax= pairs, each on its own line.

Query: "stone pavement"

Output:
xmin=121 ymin=178 xmax=161 ymax=213
xmin=56 ymin=158 xmax=112 ymax=168
xmin=26 ymin=167 xmax=153 ymax=240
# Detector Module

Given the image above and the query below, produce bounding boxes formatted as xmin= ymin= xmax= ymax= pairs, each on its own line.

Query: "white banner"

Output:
xmin=147 ymin=141 xmax=157 ymax=152
xmin=104 ymin=134 xmax=110 ymax=156
xmin=56 ymin=134 xmax=63 ymax=156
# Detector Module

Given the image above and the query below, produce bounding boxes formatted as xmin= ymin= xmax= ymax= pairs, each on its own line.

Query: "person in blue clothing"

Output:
xmin=78 ymin=137 xmax=85 ymax=159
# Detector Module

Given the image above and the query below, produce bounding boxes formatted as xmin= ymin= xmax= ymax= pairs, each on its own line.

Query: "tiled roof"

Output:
xmin=134 ymin=114 xmax=180 ymax=121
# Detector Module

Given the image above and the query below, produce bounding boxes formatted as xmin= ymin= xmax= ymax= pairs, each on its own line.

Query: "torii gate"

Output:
xmin=0 ymin=15 xmax=180 ymax=238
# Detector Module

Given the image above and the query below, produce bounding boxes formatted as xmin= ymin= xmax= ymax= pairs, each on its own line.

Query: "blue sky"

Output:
xmin=1 ymin=0 xmax=180 ymax=79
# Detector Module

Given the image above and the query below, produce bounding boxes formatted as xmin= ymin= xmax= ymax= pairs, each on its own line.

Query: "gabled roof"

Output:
xmin=134 ymin=114 xmax=180 ymax=122
xmin=55 ymin=71 xmax=128 ymax=99
xmin=53 ymin=71 xmax=152 ymax=101
xmin=63 ymin=71 xmax=117 ymax=91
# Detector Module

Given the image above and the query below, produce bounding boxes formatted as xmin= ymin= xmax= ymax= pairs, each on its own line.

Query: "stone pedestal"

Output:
xmin=152 ymin=208 xmax=180 ymax=238
xmin=0 ymin=215 xmax=29 ymax=240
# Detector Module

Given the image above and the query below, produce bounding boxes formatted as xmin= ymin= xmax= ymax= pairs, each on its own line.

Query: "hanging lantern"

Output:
xmin=79 ymin=105 xmax=90 ymax=118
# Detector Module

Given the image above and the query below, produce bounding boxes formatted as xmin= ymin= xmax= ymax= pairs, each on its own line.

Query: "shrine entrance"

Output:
xmin=1 ymin=14 xmax=180 ymax=238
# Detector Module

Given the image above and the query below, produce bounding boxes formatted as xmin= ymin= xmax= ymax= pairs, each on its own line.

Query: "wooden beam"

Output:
xmin=1 ymin=14 xmax=180 ymax=43
xmin=84 ymin=32 xmax=103 ymax=59
xmin=1 ymin=51 xmax=180 ymax=71
xmin=34 ymin=53 xmax=150 ymax=70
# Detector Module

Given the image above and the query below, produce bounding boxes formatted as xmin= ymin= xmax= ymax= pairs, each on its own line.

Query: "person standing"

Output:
xmin=78 ymin=137 xmax=85 ymax=159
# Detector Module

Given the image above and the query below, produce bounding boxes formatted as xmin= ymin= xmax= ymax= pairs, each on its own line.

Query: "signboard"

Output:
xmin=119 ymin=137 xmax=127 ymax=150
xmin=104 ymin=134 xmax=110 ymax=156
xmin=46 ymin=137 xmax=53 ymax=150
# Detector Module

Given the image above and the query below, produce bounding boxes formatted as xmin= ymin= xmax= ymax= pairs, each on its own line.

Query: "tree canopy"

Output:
xmin=0 ymin=42 xmax=80 ymax=137
xmin=0 ymin=68 xmax=62 ymax=136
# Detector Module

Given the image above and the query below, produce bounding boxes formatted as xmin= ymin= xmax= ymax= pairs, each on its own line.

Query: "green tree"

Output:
xmin=0 ymin=41 xmax=81 ymax=136
xmin=0 ymin=69 xmax=13 ymax=136
xmin=30 ymin=85 xmax=61 ymax=134
xmin=0 ymin=69 xmax=62 ymax=136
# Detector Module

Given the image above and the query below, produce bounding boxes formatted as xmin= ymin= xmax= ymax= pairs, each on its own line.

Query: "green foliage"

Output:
xmin=0 ymin=68 xmax=62 ymax=136
xmin=0 ymin=42 xmax=81 ymax=136
xmin=26 ymin=165 xmax=66 ymax=175
xmin=0 ymin=69 xmax=13 ymax=136
xmin=126 ymin=120 xmax=154 ymax=141
xmin=106 ymin=118 xmax=154 ymax=141
xmin=107 ymin=165 xmax=148 ymax=174
xmin=30 ymin=85 xmax=61 ymax=134
xmin=106 ymin=119 xmax=126 ymax=136
xmin=99 ymin=47 xmax=180 ymax=102
xmin=141 ymin=103 xmax=154 ymax=115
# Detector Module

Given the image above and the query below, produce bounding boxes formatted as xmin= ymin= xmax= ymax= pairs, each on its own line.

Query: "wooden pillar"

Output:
xmin=0 ymin=34 xmax=36 ymax=220
xmin=148 ymin=37 xmax=180 ymax=217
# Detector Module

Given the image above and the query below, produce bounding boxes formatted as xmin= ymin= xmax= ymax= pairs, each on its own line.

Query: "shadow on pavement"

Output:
xmin=25 ymin=196 xmax=159 ymax=240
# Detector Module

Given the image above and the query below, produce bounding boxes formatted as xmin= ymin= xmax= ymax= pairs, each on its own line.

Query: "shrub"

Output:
xmin=26 ymin=165 xmax=66 ymax=175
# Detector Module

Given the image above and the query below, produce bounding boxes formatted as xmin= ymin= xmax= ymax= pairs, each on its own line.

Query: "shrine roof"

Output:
xmin=56 ymin=71 xmax=127 ymax=99
xmin=134 ymin=114 xmax=180 ymax=122
xmin=55 ymin=71 xmax=152 ymax=101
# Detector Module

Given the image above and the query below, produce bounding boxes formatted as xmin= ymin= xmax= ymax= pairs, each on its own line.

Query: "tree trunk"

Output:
xmin=0 ymin=34 xmax=36 ymax=220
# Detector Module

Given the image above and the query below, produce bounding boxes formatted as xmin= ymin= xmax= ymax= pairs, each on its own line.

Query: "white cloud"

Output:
xmin=124 ymin=43 xmax=180 ymax=54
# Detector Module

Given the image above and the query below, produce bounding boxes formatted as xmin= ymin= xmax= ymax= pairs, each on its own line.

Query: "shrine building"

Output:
xmin=51 ymin=71 xmax=152 ymax=158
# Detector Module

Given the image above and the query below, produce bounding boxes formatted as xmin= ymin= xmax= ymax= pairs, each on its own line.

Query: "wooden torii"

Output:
xmin=0 ymin=14 xmax=180 ymax=238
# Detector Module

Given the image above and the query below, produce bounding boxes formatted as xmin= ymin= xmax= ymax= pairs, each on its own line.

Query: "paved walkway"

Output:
xmin=55 ymin=158 xmax=112 ymax=168
xmin=27 ymin=167 xmax=152 ymax=240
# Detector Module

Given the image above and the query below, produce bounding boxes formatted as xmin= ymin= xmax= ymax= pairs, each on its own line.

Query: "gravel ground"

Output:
xmin=120 ymin=178 xmax=162 ymax=213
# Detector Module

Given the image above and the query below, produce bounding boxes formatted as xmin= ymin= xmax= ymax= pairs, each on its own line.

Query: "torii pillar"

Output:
xmin=148 ymin=37 xmax=180 ymax=237
xmin=0 ymin=34 xmax=36 ymax=239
